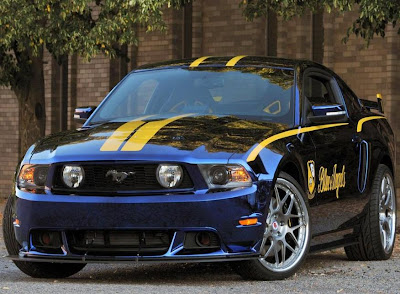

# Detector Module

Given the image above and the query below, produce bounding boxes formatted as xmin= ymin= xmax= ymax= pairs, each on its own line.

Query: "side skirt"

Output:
xmin=309 ymin=236 xmax=359 ymax=253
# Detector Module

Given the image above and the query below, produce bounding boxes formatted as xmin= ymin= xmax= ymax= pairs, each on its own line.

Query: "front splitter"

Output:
xmin=7 ymin=252 xmax=260 ymax=264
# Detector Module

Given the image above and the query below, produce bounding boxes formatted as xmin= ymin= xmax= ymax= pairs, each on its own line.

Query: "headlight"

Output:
xmin=62 ymin=165 xmax=84 ymax=188
xmin=156 ymin=164 xmax=183 ymax=188
xmin=18 ymin=164 xmax=49 ymax=193
xmin=199 ymin=164 xmax=252 ymax=189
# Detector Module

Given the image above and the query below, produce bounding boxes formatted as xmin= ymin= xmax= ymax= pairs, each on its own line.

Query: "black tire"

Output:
xmin=2 ymin=196 xmax=86 ymax=278
xmin=232 ymin=172 xmax=311 ymax=280
xmin=345 ymin=164 xmax=397 ymax=261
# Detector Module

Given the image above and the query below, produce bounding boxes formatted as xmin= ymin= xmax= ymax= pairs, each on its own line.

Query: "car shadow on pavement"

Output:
xmin=73 ymin=252 xmax=349 ymax=284
xmin=0 ymin=251 xmax=351 ymax=285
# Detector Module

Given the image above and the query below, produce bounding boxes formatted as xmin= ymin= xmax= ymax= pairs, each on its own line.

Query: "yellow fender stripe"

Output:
xmin=121 ymin=114 xmax=193 ymax=151
xmin=189 ymin=56 xmax=212 ymax=67
xmin=100 ymin=116 xmax=154 ymax=151
xmin=246 ymin=123 xmax=349 ymax=162
xmin=357 ymin=116 xmax=386 ymax=132
xmin=226 ymin=55 xmax=247 ymax=67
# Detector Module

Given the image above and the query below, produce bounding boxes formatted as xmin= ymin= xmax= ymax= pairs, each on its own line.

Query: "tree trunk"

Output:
xmin=15 ymin=49 xmax=46 ymax=155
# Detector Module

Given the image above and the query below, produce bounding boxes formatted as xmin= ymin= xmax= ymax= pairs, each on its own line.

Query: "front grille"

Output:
xmin=52 ymin=163 xmax=194 ymax=195
xmin=67 ymin=230 xmax=171 ymax=256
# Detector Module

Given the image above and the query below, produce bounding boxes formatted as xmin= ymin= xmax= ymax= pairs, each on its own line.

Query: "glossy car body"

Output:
xmin=8 ymin=56 xmax=395 ymax=267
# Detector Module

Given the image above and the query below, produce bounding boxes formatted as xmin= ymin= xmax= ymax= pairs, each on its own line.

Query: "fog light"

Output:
xmin=196 ymin=232 xmax=212 ymax=247
xmin=62 ymin=165 xmax=84 ymax=188
xmin=32 ymin=231 xmax=62 ymax=249
xmin=156 ymin=164 xmax=183 ymax=188
xmin=41 ymin=232 xmax=51 ymax=246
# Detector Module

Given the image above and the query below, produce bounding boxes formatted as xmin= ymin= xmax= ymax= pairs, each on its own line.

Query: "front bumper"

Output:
xmin=11 ymin=184 xmax=270 ymax=263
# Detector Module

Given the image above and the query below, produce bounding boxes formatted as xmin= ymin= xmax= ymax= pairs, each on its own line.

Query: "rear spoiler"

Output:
xmin=359 ymin=94 xmax=384 ymax=114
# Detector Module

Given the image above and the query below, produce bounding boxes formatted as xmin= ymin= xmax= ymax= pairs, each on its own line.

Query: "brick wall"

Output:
xmin=76 ymin=56 xmax=110 ymax=108
xmin=199 ymin=0 xmax=265 ymax=56
xmin=137 ymin=8 xmax=183 ymax=66
xmin=0 ymin=88 xmax=18 ymax=197
xmin=277 ymin=14 xmax=312 ymax=59
xmin=44 ymin=50 xmax=53 ymax=135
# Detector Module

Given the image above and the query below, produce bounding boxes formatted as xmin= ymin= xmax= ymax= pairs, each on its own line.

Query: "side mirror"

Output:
xmin=74 ymin=106 xmax=97 ymax=123
xmin=308 ymin=104 xmax=347 ymax=124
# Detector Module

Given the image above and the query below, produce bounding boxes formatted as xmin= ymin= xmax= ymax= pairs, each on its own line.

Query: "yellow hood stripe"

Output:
xmin=121 ymin=114 xmax=193 ymax=152
xmin=357 ymin=116 xmax=385 ymax=132
xmin=100 ymin=115 xmax=154 ymax=151
xmin=190 ymin=56 xmax=212 ymax=67
xmin=246 ymin=123 xmax=349 ymax=162
xmin=226 ymin=55 xmax=247 ymax=67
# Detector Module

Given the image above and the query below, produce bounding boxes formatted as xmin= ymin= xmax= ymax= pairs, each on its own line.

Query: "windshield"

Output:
xmin=89 ymin=66 xmax=295 ymax=125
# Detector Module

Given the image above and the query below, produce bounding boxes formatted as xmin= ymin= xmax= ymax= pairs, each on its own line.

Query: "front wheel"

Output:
xmin=232 ymin=172 xmax=311 ymax=280
xmin=2 ymin=196 xmax=86 ymax=278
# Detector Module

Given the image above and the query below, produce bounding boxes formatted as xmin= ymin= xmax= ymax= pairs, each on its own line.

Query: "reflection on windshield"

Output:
xmin=89 ymin=67 xmax=295 ymax=125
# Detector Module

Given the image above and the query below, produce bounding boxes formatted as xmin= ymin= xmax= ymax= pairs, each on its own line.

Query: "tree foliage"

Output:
xmin=0 ymin=0 xmax=185 ymax=90
xmin=241 ymin=0 xmax=400 ymax=44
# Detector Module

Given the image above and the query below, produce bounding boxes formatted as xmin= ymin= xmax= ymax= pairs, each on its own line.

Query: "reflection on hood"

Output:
xmin=30 ymin=115 xmax=289 ymax=162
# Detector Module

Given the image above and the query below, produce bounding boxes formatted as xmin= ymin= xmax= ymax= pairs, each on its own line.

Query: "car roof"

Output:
xmin=133 ymin=56 xmax=327 ymax=72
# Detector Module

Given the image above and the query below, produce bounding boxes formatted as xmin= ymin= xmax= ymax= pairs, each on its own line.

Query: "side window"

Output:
xmin=303 ymin=72 xmax=348 ymax=123
xmin=304 ymin=75 xmax=338 ymax=105
xmin=338 ymin=82 xmax=362 ymax=115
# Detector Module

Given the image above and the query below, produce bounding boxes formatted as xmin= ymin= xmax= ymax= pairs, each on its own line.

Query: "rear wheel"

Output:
xmin=232 ymin=172 xmax=311 ymax=280
xmin=345 ymin=164 xmax=397 ymax=260
xmin=3 ymin=196 xmax=86 ymax=278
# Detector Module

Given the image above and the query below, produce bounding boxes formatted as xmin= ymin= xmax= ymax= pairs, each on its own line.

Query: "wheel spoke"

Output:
xmin=379 ymin=213 xmax=386 ymax=222
xmin=279 ymin=191 xmax=290 ymax=208
xmin=288 ymin=231 xmax=299 ymax=247
xmin=259 ymin=237 xmax=268 ymax=255
xmin=290 ymin=223 xmax=303 ymax=231
xmin=274 ymin=186 xmax=281 ymax=208
xmin=384 ymin=217 xmax=392 ymax=233
xmin=281 ymin=242 xmax=286 ymax=264
xmin=381 ymin=177 xmax=387 ymax=194
xmin=285 ymin=195 xmax=294 ymax=215
xmin=264 ymin=228 xmax=272 ymax=239
xmin=285 ymin=241 xmax=296 ymax=253
xmin=384 ymin=190 xmax=392 ymax=207
xmin=264 ymin=242 xmax=274 ymax=258
xmin=268 ymin=200 xmax=275 ymax=217
xmin=382 ymin=229 xmax=387 ymax=249
xmin=380 ymin=197 xmax=387 ymax=210
xmin=274 ymin=245 xmax=279 ymax=266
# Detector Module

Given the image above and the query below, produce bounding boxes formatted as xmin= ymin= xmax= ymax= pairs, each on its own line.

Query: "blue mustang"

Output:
xmin=3 ymin=56 xmax=397 ymax=280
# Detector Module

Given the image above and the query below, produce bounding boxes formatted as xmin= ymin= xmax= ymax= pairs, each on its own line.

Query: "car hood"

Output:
xmin=29 ymin=115 xmax=289 ymax=164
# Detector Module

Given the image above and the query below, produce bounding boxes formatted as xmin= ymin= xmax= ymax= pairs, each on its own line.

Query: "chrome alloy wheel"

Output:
xmin=259 ymin=178 xmax=310 ymax=272
xmin=379 ymin=173 xmax=396 ymax=254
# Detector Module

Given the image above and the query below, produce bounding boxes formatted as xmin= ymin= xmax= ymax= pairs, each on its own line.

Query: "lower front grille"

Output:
xmin=67 ymin=230 xmax=171 ymax=256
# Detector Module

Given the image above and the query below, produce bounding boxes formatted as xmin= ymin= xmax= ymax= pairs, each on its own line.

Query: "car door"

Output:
xmin=303 ymin=69 xmax=360 ymax=237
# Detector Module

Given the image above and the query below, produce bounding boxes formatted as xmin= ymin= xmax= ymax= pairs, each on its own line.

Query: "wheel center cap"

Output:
xmin=272 ymin=221 xmax=279 ymax=231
